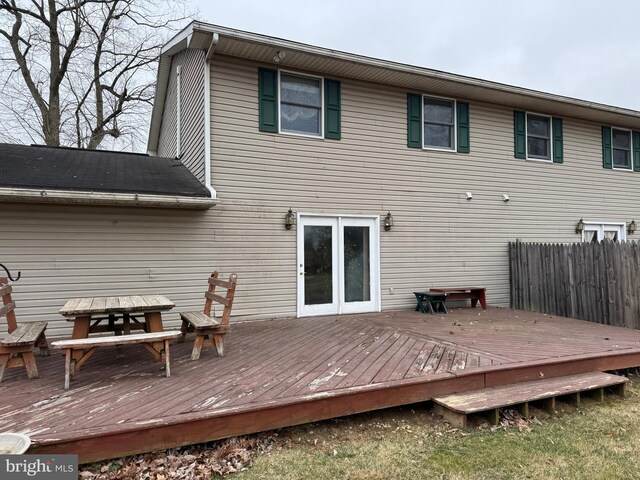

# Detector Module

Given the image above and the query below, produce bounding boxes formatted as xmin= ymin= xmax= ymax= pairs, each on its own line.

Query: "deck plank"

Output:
xmin=371 ymin=336 xmax=420 ymax=383
xmin=249 ymin=323 xmax=383 ymax=402
xmin=347 ymin=334 xmax=411 ymax=386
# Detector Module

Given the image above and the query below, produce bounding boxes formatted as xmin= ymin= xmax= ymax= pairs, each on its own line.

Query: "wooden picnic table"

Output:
xmin=59 ymin=295 xmax=175 ymax=361
xmin=429 ymin=287 xmax=487 ymax=310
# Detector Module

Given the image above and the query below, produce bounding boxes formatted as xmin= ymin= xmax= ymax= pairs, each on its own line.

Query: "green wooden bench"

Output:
xmin=413 ymin=291 xmax=448 ymax=314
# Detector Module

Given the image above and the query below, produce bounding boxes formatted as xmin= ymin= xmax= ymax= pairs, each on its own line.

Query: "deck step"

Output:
xmin=433 ymin=371 xmax=628 ymax=427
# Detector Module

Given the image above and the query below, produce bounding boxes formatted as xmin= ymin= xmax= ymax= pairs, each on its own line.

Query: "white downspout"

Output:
xmin=204 ymin=34 xmax=219 ymax=199
xmin=176 ymin=65 xmax=182 ymax=158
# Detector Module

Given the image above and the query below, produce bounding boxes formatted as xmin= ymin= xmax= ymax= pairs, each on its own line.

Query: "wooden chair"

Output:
xmin=179 ymin=272 xmax=238 ymax=360
xmin=0 ymin=277 xmax=49 ymax=382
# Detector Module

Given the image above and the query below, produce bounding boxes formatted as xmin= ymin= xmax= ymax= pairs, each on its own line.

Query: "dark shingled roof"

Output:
xmin=0 ymin=143 xmax=211 ymax=197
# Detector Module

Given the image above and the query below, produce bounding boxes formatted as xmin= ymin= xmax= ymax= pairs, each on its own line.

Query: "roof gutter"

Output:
xmin=0 ymin=188 xmax=218 ymax=209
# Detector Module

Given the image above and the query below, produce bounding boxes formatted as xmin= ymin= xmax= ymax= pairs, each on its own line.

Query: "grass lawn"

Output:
xmin=236 ymin=373 xmax=640 ymax=480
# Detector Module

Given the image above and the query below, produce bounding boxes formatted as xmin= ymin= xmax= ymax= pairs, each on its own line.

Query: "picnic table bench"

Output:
xmin=0 ymin=278 xmax=49 ymax=382
xmin=429 ymin=287 xmax=487 ymax=310
xmin=52 ymin=331 xmax=181 ymax=389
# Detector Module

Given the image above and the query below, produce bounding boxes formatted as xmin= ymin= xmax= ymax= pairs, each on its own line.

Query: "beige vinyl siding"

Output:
xmin=208 ymin=55 xmax=640 ymax=316
xmin=157 ymin=49 xmax=206 ymax=183
xmin=157 ymin=58 xmax=177 ymax=157
xmin=0 ymin=204 xmax=228 ymax=338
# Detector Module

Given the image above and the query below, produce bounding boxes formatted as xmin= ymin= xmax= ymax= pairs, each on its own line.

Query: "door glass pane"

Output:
xmin=344 ymin=226 xmax=371 ymax=303
xmin=304 ymin=225 xmax=333 ymax=305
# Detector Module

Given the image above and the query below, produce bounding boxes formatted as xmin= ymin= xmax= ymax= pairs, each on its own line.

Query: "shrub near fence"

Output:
xmin=509 ymin=240 xmax=640 ymax=329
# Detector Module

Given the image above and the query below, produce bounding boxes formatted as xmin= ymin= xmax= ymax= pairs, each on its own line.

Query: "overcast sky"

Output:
xmin=192 ymin=0 xmax=640 ymax=111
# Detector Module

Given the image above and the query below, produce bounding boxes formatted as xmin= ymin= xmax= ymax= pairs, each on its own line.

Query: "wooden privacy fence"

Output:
xmin=509 ymin=240 xmax=640 ymax=329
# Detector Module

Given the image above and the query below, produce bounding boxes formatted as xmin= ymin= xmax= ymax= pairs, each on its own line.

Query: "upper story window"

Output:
xmin=612 ymin=128 xmax=632 ymax=170
xmin=423 ymin=97 xmax=455 ymax=150
xmin=258 ymin=68 xmax=341 ymax=140
xmin=280 ymin=73 xmax=323 ymax=137
xmin=407 ymin=93 xmax=470 ymax=153
xmin=602 ymin=126 xmax=639 ymax=171
xmin=513 ymin=111 xmax=563 ymax=163
xmin=526 ymin=114 xmax=551 ymax=160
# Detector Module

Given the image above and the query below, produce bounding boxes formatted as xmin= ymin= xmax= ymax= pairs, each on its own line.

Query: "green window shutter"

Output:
xmin=633 ymin=131 xmax=640 ymax=172
xmin=513 ymin=111 xmax=526 ymax=159
xmin=456 ymin=102 xmax=470 ymax=153
xmin=324 ymin=79 xmax=341 ymax=140
xmin=258 ymin=68 xmax=278 ymax=133
xmin=552 ymin=117 xmax=563 ymax=164
xmin=602 ymin=126 xmax=612 ymax=169
xmin=407 ymin=93 xmax=422 ymax=148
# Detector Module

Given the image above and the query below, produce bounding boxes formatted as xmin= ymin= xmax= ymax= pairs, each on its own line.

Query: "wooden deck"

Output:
xmin=2 ymin=307 xmax=640 ymax=463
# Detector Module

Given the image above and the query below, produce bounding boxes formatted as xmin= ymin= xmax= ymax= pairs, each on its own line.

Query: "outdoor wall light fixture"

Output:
xmin=384 ymin=211 xmax=394 ymax=231
xmin=273 ymin=51 xmax=286 ymax=63
xmin=285 ymin=208 xmax=295 ymax=230
xmin=628 ymin=220 xmax=636 ymax=235
xmin=465 ymin=192 xmax=473 ymax=200
xmin=502 ymin=194 xmax=510 ymax=202
xmin=575 ymin=218 xmax=585 ymax=234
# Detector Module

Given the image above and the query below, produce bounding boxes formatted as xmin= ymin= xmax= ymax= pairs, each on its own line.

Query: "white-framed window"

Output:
xmin=423 ymin=96 xmax=456 ymax=151
xmin=279 ymin=71 xmax=323 ymax=137
xmin=526 ymin=113 xmax=552 ymax=161
xmin=612 ymin=127 xmax=632 ymax=170
xmin=582 ymin=222 xmax=626 ymax=243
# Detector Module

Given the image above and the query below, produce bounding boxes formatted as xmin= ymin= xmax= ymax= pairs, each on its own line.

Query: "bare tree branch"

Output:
xmin=0 ymin=0 xmax=192 ymax=150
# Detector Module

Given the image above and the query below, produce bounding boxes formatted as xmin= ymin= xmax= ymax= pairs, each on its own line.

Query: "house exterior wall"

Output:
xmin=206 ymin=54 xmax=640 ymax=315
xmin=157 ymin=49 xmax=206 ymax=183
xmin=4 ymin=52 xmax=640 ymax=338
xmin=0 ymin=203 xmax=225 ymax=337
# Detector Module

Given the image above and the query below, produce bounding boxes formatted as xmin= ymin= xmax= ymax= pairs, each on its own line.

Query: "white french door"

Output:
xmin=297 ymin=215 xmax=380 ymax=317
